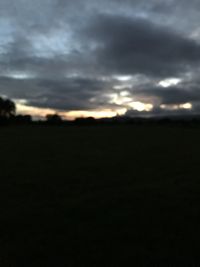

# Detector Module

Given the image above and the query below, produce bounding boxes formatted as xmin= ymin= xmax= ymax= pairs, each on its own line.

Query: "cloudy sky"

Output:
xmin=1 ymin=0 xmax=200 ymax=119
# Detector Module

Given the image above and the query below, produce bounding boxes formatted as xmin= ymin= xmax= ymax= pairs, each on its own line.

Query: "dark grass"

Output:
xmin=0 ymin=125 xmax=200 ymax=266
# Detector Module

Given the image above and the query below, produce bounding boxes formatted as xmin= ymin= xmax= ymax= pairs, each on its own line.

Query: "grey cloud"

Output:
xmin=132 ymin=84 xmax=200 ymax=105
xmin=0 ymin=76 xmax=115 ymax=111
xmin=82 ymin=14 xmax=200 ymax=77
xmin=125 ymin=106 xmax=198 ymax=118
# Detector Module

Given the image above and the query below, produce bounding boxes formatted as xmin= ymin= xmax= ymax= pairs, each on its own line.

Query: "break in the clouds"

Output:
xmin=1 ymin=0 xmax=200 ymax=118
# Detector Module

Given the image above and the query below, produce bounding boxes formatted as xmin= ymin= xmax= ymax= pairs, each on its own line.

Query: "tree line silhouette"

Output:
xmin=0 ymin=96 xmax=61 ymax=125
xmin=1 ymin=95 xmax=200 ymax=127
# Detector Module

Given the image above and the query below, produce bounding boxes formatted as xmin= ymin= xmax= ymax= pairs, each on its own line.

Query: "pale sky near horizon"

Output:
xmin=1 ymin=0 xmax=200 ymax=118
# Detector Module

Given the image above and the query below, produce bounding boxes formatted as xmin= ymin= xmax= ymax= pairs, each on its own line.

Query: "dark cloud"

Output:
xmin=0 ymin=76 xmax=115 ymax=111
xmin=29 ymin=77 xmax=112 ymax=110
xmin=83 ymin=14 xmax=200 ymax=77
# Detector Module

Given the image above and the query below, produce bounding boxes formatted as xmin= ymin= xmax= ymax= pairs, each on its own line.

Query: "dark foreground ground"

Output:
xmin=0 ymin=125 xmax=200 ymax=266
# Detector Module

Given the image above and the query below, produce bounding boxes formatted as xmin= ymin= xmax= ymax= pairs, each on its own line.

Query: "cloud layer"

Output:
xmin=0 ymin=0 xmax=200 ymax=118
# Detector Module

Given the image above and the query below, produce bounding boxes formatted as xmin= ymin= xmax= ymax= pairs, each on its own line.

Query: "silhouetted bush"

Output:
xmin=46 ymin=114 xmax=63 ymax=124
xmin=11 ymin=115 xmax=32 ymax=124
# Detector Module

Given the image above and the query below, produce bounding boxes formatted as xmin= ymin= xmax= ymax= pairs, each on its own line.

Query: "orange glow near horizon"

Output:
xmin=16 ymin=103 xmax=56 ymax=118
xmin=16 ymin=103 xmax=127 ymax=120
xmin=16 ymin=101 xmax=193 ymax=120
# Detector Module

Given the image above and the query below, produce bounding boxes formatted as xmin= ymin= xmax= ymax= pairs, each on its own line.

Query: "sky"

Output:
xmin=1 ymin=0 xmax=200 ymax=119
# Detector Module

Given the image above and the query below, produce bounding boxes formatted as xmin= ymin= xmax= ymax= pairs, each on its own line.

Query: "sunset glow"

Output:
xmin=16 ymin=102 xmax=127 ymax=120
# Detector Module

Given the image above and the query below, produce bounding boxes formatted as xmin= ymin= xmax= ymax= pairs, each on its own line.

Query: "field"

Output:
xmin=0 ymin=124 xmax=200 ymax=266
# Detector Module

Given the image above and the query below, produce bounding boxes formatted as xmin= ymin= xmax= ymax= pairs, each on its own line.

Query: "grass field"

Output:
xmin=0 ymin=125 xmax=200 ymax=266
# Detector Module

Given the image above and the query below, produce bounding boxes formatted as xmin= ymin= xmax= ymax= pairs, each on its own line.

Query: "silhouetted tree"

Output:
xmin=46 ymin=113 xmax=62 ymax=124
xmin=0 ymin=97 xmax=16 ymax=118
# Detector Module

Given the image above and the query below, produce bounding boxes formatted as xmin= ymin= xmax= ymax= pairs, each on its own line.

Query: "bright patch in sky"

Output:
xmin=113 ymin=85 xmax=132 ymax=90
xmin=109 ymin=93 xmax=132 ymax=105
xmin=108 ymin=93 xmax=154 ymax=112
xmin=159 ymin=78 xmax=181 ymax=88
xmin=120 ymin=91 xmax=130 ymax=97
xmin=31 ymin=29 xmax=72 ymax=58
xmin=129 ymin=102 xmax=153 ymax=112
xmin=65 ymin=108 xmax=127 ymax=120
xmin=7 ymin=72 xmax=35 ymax=79
xmin=113 ymin=75 xmax=132 ymax=81
xmin=160 ymin=102 xmax=192 ymax=110
xmin=180 ymin=103 xmax=192 ymax=109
